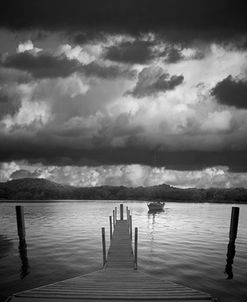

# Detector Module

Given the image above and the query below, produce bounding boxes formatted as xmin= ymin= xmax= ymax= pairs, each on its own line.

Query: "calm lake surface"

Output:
xmin=0 ymin=201 xmax=247 ymax=302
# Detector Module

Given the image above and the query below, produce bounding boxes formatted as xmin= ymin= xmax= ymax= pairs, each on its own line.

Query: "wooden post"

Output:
xmin=115 ymin=207 xmax=117 ymax=221
xmin=126 ymin=208 xmax=129 ymax=228
xmin=109 ymin=216 xmax=113 ymax=240
xmin=129 ymin=215 xmax=132 ymax=239
xmin=120 ymin=204 xmax=123 ymax=220
xmin=127 ymin=209 xmax=131 ymax=232
xmin=113 ymin=210 xmax=115 ymax=228
xmin=229 ymin=207 xmax=239 ymax=242
xmin=16 ymin=206 xmax=25 ymax=240
xmin=134 ymin=227 xmax=138 ymax=270
xmin=101 ymin=227 xmax=106 ymax=266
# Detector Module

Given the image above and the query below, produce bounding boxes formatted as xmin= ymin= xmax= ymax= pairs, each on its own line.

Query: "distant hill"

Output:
xmin=0 ymin=178 xmax=247 ymax=203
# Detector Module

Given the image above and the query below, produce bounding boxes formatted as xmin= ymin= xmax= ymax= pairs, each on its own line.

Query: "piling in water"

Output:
xmin=113 ymin=210 xmax=115 ymax=228
xmin=109 ymin=216 xmax=113 ymax=240
xmin=120 ymin=204 xmax=123 ymax=220
xmin=229 ymin=207 xmax=239 ymax=242
xmin=224 ymin=206 xmax=240 ymax=280
xmin=134 ymin=227 xmax=138 ymax=270
xmin=115 ymin=207 xmax=117 ymax=221
xmin=101 ymin=227 xmax=106 ymax=266
xmin=16 ymin=206 xmax=25 ymax=240
xmin=129 ymin=215 xmax=132 ymax=240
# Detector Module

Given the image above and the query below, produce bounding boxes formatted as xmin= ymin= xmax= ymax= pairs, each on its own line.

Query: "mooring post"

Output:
xmin=229 ymin=207 xmax=239 ymax=242
xmin=134 ymin=227 xmax=138 ymax=269
xmin=113 ymin=210 xmax=115 ymax=228
xmin=109 ymin=216 xmax=113 ymax=240
xmin=127 ymin=209 xmax=131 ymax=232
xmin=120 ymin=204 xmax=124 ymax=220
xmin=115 ymin=207 xmax=117 ymax=221
xmin=129 ymin=215 xmax=132 ymax=239
xmin=16 ymin=206 xmax=25 ymax=240
xmin=101 ymin=227 xmax=106 ymax=266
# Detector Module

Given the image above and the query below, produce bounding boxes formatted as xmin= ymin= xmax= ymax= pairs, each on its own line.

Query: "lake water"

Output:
xmin=0 ymin=201 xmax=247 ymax=302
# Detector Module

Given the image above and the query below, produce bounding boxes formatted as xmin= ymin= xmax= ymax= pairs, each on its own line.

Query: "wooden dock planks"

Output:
xmin=106 ymin=220 xmax=134 ymax=269
xmin=10 ymin=214 xmax=216 ymax=302
xmin=11 ymin=268 xmax=213 ymax=301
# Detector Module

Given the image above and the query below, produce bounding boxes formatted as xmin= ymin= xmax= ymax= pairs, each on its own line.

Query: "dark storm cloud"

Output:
xmin=1 ymin=52 xmax=134 ymax=80
xmin=1 ymin=52 xmax=80 ymax=79
xmin=1 ymin=0 xmax=247 ymax=44
xmin=105 ymin=41 xmax=154 ymax=64
xmin=73 ymin=31 xmax=106 ymax=45
xmin=0 ymin=89 xmax=21 ymax=118
xmin=163 ymin=45 xmax=205 ymax=63
xmin=164 ymin=47 xmax=184 ymax=63
xmin=0 ymin=67 xmax=32 ymax=83
xmin=82 ymin=62 xmax=136 ymax=79
xmin=212 ymin=76 xmax=247 ymax=108
xmin=0 ymin=134 xmax=247 ymax=172
xmin=128 ymin=67 xmax=184 ymax=98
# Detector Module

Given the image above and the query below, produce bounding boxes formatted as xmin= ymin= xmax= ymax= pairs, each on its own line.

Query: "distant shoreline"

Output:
xmin=1 ymin=178 xmax=247 ymax=204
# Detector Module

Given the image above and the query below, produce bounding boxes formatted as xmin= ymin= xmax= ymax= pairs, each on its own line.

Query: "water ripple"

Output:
xmin=0 ymin=201 xmax=247 ymax=302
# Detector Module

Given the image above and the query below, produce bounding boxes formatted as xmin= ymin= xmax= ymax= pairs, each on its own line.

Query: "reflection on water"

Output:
xmin=147 ymin=209 xmax=164 ymax=230
xmin=0 ymin=202 xmax=247 ymax=302
xmin=0 ymin=235 xmax=13 ymax=259
xmin=225 ymin=241 xmax=235 ymax=279
xmin=18 ymin=238 xmax=30 ymax=279
xmin=148 ymin=209 xmax=164 ymax=215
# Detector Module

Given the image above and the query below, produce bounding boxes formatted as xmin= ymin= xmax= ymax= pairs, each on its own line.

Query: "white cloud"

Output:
xmin=3 ymin=162 xmax=247 ymax=189
xmin=55 ymin=74 xmax=89 ymax=97
xmin=201 ymin=110 xmax=233 ymax=133
xmin=1 ymin=82 xmax=52 ymax=129
xmin=17 ymin=40 xmax=42 ymax=54
xmin=56 ymin=44 xmax=95 ymax=64
xmin=0 ymin=162 xmax=20 ymax=182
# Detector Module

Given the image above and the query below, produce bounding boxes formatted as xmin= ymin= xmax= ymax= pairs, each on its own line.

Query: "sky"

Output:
xmin=0 ymin=0 xmax=247 ymax=188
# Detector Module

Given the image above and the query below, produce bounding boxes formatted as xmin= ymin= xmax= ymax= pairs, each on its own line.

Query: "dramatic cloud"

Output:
xmin=1 ymin=1 xmax=247 ymax=188
xmin=105 ymin=40 xmax=154 ymax=64
xmin=128 ymin=66 xmax=184 ymax=97
xmin=82 ymin=62 xmax=135 ymax=79
xmin=164 ymin=47 xmax=184 ymax=63
xmin=0 ymin=87 xmax=21 ymax=118
xmin=163 ymin=46 xmax=205 ymax=63
xmin=0 ymin=162 xmax=20 ymax=182
xmin=2 ymin=52 xmax=80 ymax=79
xmin=17 ymin=40 xmax=42 ymax=54
xmin=2 ymin=162 xmax=247 ymax=189
xmin=1 ymin=47 xmax=134 ymax=80
xmin=211 ymin=75 xmax=247 ymax=108
xmin=73 ymin=31 xmax=106 ymax=45
xmin=1 ymin=0 xmax=247 ymax=45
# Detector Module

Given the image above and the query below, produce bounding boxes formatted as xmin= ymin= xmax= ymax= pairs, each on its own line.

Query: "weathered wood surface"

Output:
xmin=106 ymin=220 xmax=134 ymax=269
xmin=12 ymin=269 xmax=213 ymax=301
xmin=11 ymin=219 xmax=215 ymax=301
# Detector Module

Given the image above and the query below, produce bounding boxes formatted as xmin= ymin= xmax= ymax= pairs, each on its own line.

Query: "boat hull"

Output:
xmin=147 ymin=202 xmax=165 ymax=211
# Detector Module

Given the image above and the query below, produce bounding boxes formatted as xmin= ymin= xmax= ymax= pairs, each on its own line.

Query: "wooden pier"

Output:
xmin=9 ymin=204 xmax=217 ymax=302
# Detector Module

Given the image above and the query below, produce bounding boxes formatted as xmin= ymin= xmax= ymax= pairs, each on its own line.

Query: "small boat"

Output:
xmin=147 ymin=201 xmax=165 ymax=211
